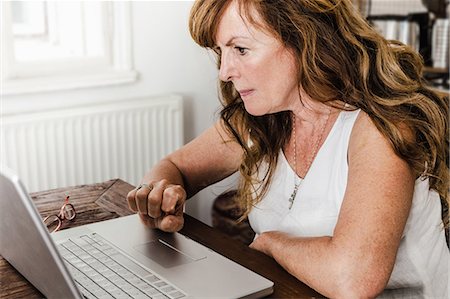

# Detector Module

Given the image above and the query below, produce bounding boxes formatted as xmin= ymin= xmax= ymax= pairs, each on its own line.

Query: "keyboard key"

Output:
xmin=154 ymin=281 xmax=168 ymax=288
xmin=140 ymin=283 xmax=157 ymax=292
xmin=168 ymin=291 xmax=186 ymax=299
xmin=127 ymin=287 xmax=146 ymax=296
xmin=129 ymin=276 xmax=143 ymax=285
xmin=93 ymin=289 xmax=108 ymax=297
xmin=110 ymin=289 xmax=130 ymax=298
xmin=115 ymin=278 xmax=130 ymax=287
xmin=144 ymin=275 xmax=160 ymax=283
xmin=142 ymin=287 xmax=160 ymax=296
xmin=121 ymin=272 xmax=135 ymax=280
xmin=122 ymin=284 xmax=139 ymax=293
xmin=97 ymin=280 xmax=113 ymax=288
xmin=104 ymin=247 xmax=119 ymax=255
xmin=161 ymin=286 xmax=175 ymax=293
xmin=134 ymin=279 xmax=151 ymax=288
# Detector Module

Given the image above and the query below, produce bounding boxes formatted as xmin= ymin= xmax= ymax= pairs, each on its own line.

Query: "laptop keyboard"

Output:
xmin=57 ymin=233 xmax=186 ymax=299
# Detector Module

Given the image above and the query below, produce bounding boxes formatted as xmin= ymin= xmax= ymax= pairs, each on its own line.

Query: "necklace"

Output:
xmin=288 ymin=109 xmax=331 ymax=209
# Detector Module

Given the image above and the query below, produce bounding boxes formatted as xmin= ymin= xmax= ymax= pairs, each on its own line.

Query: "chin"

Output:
xmin=243 ymin=102 xmax=268 ymax=117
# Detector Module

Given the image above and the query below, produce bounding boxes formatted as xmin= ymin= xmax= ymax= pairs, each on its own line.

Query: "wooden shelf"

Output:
xmin=423 ymin=67 xmax=449 ymax=75
xmin=422 ymin=67 xmax=449 ymax=91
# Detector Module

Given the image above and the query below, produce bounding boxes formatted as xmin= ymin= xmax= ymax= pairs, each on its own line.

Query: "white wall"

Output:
xmin=1 ymin=1 xmax=235 ymax=226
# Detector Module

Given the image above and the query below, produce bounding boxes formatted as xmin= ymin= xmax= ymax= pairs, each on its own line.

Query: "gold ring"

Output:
xmin=136 ymin=183 xmax=153 ymax=191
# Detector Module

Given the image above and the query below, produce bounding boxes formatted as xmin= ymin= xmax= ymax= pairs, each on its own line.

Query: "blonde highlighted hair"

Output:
xmin=189 ymin=0 xmax=449 ymax=226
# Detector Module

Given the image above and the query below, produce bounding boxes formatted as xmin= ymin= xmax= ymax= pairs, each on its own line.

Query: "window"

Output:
xmin=1 ymin=1 xmax=137 ymax=95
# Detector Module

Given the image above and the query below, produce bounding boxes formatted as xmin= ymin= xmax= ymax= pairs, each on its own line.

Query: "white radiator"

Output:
xmin=1 ymin=95 xmax=183 ymax=192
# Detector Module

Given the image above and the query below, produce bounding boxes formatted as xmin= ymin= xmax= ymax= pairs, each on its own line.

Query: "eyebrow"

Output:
xmin=215 ymin=36 xmax=251 ymax=49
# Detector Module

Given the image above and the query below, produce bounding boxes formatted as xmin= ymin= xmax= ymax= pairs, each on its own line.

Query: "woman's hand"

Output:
xmin=126 ymin=179 xmax=186 ymax=232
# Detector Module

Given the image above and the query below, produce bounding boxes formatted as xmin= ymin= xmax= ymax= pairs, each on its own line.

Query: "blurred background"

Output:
xmin=354 ymin=0 xmax=449 ymax=89
xmin=1 ymin=0 xmax=448 ymax=227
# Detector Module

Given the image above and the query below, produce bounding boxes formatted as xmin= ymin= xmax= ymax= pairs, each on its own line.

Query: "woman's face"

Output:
xmin=215 ymin=0 xmax=300 ymax=116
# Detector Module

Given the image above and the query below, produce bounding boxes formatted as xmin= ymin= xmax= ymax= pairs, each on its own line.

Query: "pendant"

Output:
xmin=288 ymin=183 xmax=300 ymax=209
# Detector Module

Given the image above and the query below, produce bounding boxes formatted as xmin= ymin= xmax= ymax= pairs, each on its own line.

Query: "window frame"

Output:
xmin=1 ymin=1 xmax=137 ymax=95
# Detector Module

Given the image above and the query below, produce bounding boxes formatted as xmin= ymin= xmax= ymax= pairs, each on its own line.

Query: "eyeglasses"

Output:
xmin=43 ymin=196 xmax=76 ymax=233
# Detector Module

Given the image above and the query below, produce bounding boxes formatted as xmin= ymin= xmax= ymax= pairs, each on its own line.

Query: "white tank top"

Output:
xmin=248 ymin=109 xmax=449 ymax=298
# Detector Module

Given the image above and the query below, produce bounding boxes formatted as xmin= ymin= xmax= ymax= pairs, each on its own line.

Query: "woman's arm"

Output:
xmin=143 ymin=120 xmax=242 ymax=197
xmin=250 ymin=112 xmax=415 ymax=299
xmin=127 ymin=120 xmax=243 ymax=231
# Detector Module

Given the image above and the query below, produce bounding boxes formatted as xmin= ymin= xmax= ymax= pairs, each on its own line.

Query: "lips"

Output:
xmin=238 ymin=89 xmax=254 ymax=97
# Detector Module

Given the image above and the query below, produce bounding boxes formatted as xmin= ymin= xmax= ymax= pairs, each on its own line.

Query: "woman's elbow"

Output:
xmin=331 ymin=260 xmax=390 ymax=298
xmin=333 ymin=281 xmax=386 ymax=299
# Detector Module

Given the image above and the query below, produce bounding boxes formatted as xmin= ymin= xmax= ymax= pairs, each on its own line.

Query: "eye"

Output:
xmin=234 ymin=46 xmax=248 ymax=55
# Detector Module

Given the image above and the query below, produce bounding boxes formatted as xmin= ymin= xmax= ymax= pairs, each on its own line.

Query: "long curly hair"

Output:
xmin=189 ymin=0 xmax=449 ymax=225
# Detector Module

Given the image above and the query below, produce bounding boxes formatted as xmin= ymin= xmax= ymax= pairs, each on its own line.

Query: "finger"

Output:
xmin=135 ymin=187 xmax=151 ymax=215
xmin=138 ymin=213 xmax=157 ymax=228
xmin=126 ymin=189 xmax=138 ymax=212
xmin=136 ymin=184 xmax=153 ymax=214
xmin=148 ymin=180 xmax=167 ymax=218
xmin=173 ymin=200 xmax=184 ymax=216
xmin=161 ymin=185 xmax=186 ymax=214
xmin=159 ymin=214 xmax=184 ymax=232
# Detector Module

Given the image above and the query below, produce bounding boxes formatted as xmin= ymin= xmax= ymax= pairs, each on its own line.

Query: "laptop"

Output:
xmin=0 ymin=167 xmax=274 ymax=299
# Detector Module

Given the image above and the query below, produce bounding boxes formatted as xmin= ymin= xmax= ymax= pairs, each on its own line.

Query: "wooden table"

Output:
xmin=0 ymin=179 xmax=321 ymax=298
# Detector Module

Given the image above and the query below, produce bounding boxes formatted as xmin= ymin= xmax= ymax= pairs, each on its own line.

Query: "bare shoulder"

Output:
xmin=344 ymin=110 xmax=415 ymax=197
xmin=348 ymin=110 xmax=414 ymax=159
xmin=347 ymin=110 xmax=409 ymax=170
xmin=348 ymin=111 xmax=389 ymax=157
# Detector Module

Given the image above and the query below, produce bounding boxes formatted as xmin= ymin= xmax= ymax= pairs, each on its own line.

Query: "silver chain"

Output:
xmin=289 ymin=109 xmax=331 ymax=209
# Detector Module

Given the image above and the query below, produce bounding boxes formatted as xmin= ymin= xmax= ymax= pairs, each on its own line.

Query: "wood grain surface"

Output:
xmin=0 ymin=179 xmax=320 ymax=299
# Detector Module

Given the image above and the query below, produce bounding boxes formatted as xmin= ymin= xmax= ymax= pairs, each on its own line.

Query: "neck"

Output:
xmin=291 ymin=94 xmax=335 ymax=125
xmin=294 ymin=105 xmax=332 ymax=136
xmin=291 ymin=105 xmax=332 ymax=178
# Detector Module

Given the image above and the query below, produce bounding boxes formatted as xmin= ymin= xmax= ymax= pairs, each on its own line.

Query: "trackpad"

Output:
xmin=134 ymin=240 xmax=195 ymax=268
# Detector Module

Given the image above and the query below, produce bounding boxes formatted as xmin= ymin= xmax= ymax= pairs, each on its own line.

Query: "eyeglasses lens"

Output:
xmin=44 ymin=215 xmax=61 ymax=233
xmin=63 ymin=204 xmax=76 ymax=220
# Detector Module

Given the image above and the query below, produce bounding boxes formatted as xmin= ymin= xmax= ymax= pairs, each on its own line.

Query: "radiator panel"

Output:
xmin=1 ymin=96 xmax=183 ymax=192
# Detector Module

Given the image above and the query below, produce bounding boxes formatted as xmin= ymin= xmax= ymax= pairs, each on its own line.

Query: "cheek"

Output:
xmin=259 ymin=54 xmax=297 ymax=93
xmin=275 ymin=48 xmax=298 ymax=81
xmin=274 ymin=57 xmax=299 ymax=97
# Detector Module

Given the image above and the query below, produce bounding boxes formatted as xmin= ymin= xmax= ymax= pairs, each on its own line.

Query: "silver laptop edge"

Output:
xmin=0 ymin=167 xmax=83 ymax=298
xmin=0 ymin=167 xmax=274 ymax=298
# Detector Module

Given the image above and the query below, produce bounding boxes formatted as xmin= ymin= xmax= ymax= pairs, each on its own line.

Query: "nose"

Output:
xmin=218 ymin=51 xmax=237 ymax=82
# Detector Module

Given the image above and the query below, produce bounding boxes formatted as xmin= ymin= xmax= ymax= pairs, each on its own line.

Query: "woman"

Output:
xmin=127 ymin=0 xmax=449 ymax=297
